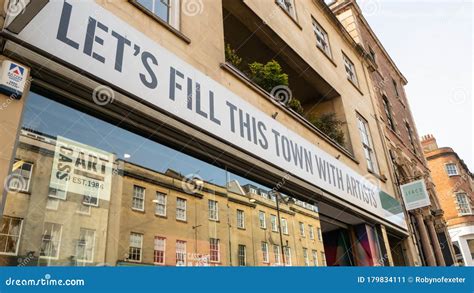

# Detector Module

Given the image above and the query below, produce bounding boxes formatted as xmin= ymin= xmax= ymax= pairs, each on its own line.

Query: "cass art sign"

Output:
xmin=12 ymin=1 xmax=406 ymax=229
xmin=49 ymin=136 xmax=114 ymax=204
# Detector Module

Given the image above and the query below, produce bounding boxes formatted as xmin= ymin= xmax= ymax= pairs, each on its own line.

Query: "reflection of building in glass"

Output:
xmin=1 ymin=130 xmax=114 ymax=266
xmin=1 ymin=129 xmax=324 ymax=266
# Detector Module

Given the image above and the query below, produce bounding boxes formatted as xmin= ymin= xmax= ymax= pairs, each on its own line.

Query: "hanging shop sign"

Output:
xmin=400 ymin=179 xmax=431 ymax=211
xmin=9 ymin=0 xmax=407 ymax=229
xmin=0 ymin=60 xmax=28 ymax=99
xmin=49 ymin=136 xmax=114 ymax=205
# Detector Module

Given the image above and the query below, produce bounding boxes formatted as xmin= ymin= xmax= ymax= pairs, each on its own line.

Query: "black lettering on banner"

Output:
xmin=140 ymin=51 xmax=158 ymax=89
xmin=57 ymin=1 xmax=79 ymax=49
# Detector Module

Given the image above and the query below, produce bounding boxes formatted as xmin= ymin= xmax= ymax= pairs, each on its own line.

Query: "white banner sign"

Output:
xmin=49 ymin=136 xmax=114 ymax=205
xmin=13 ymin=1 xmax=406 ymax=228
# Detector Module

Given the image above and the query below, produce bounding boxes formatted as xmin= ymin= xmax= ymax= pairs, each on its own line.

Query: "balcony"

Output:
xmin=222 ymin=1 xmax=354 ymax=155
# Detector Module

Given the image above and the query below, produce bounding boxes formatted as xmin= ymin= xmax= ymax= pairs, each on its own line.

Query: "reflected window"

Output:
xmin=303 ymin=248 xmax=309 ymax=266
xmin=176 ymin=198 xmax=187 ymax=221
xmin=155 ymin=192 xmax=167 ymax=216
xmin=309 ymin=225 xmax=315 ymax=240
xmin=270 ymin=215 xmax=278 ymax=232
xmin=76 ymin=228 xmax=95 ymax=263
xmin=0 ymin=216 xmax=22 ymax=255
xmin=259 ymin=211 xmax=266 ymax=229
xmin=128 ymin=233 xmax=143 ymax=262
xmin=154 ymin=236 xmax=166 ymax=265
xmin=281 ymin=218 xmax=288 ymax=235
xmin=208 ymin=200 xmax=219 ymax=221
xmin=299 ymin=222 xmax=305 ymax=237
xmin=40 ymin=222 xmax=62 ymax=259
xmin=132 ymin=186 xmax=145 ymax=211
xmin=176 ymin=240 xmax=187 ymax=266
xmin=262 ymin=242 xmax=269 ymax=263
xmin=209 ymin=238 xmax=220 ymax=262
xmin=9 ymin=160 xmax=33 ymax=192
xmin=312 ymin=250 xmax=318 ymax=266
xmin=238 ymin=244 xmax=246 ymax=266
xmin=236 ymin=210 xmax=245 ymax=229
xmin=273 ymin=245 xmax=281 ymax=266
xmin=284 ymin=246 xmax=292 ymax=266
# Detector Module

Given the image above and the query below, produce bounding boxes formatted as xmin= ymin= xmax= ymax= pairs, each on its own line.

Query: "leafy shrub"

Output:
xmin=248 ymin=60 xmax=289 ymax=93
xmin=309 ymin=113 xmax=345 ymax=145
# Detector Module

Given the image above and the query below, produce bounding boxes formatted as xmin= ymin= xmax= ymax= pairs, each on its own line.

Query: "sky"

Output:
xmin=359 ymin=0 xmax=473 ymax=169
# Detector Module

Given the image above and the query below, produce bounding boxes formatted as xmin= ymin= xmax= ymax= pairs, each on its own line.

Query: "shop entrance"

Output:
xmin=319 ymin=203 xmax=389 ymax=267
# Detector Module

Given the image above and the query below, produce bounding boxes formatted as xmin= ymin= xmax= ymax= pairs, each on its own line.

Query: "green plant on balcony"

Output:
xmin=287 ymin=98 xmax=304 ymax=115
xmin=225 ymin=44 xmax=243 ymax=71
xmin=309 ymin=113 xmax=345 ymax=145
xmin=248 ymin=60 xmax=289 ymax=93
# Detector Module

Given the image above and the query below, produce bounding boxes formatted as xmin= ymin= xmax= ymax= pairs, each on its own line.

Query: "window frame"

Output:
xmin=76 ymin=228 xmax=96 ymax=263
xmin=273 ymin=245 xmax=281 ymax=266
xmin=270 ymin=214 xmax=278 ymax=232
xmin=312 ymin=17 xmax=332 ymax=58
xmin=357 ymin=114 xmax=379 ymax=174
xmin=176 ymin=197 xmax=187 ymax=221
xmin=445 ymin=163 xmax=459 ymax=177
xmin=276 ymin=0 xmax=298 ymax=21
xmin=176 ymin=240 xmax=187 ymax=266
xmin=155 ymin=192 xmax=167 ymax=216
xmin=128 ymin=232 xmax=143 ymax=262
xmin=9 ymin=160 xmax=33 ymax=193
xmin=284 ymin=246 xmax=292 ymax=266
xmin=262 ymin=242 xmax=269 ymax=263
xmin=238 ymin=244 xmax=246 ymax=266
xmin=309 ymin=225 xmax=314 ymax=240
xmin=258 ymin=211 xmax=267 ymax=229
xmin=132 ymin=185 xmax=145 ymax=211
xmin=209 ymin=238 xmax=220 ymax=263
xmin=208 ymin=199 xmax=219 ymax=221
xmin=40 ymin=222 xmax=63 ymax=260
xmin=0 ymin=216 xmax=23 ymax=256
xmin=382 ymin=95 xmax=396 ymax=132
xmin=303 ymin=247 xmax=309 ymax=266
xmin=456 ymin=193 xmax=472 ymax=215
xmin=154 ymin=236 xmax=166 ymax=265
xmin=342 ymin=53 xmax=359 ymax=86
xmin=299 ymin=222 xmax=305 ymax=237
xmin=281 ymin=218 xmax=289 ymax=235
xmin=236 ymin=209 xmax=245 ymax=229
xmin=312 ymin=249 xmax=319 ymax=266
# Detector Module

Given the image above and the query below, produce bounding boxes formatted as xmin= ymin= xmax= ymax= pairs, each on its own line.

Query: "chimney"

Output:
xmin=421 ymin=134 xmax=438 ymax=153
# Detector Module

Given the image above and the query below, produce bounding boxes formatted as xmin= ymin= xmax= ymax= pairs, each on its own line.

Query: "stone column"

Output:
xmin=426 ymin=216 xmax=446 ymax=266
xmin=414 ymin=209 xmax=436 ymax=266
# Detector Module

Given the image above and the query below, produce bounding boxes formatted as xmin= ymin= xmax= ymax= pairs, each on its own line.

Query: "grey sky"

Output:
xmin=359 ymin=0 xmax=473 ymax=169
